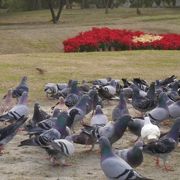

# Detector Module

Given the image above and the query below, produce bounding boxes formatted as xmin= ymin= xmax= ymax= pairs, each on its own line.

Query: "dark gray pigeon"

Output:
xmin=19 ymin=128 xmax=61 ymax=147
xmin=128 ymin=117 xmax=145 ymax=141
xmin=148 ymin=92 xmax=169 ymax=124
xmin=65 ymin=80 xmax=80 ymax=108
xmin=131 ymin=85 xmax=156 ymax=114
xmin=25 ymin=103 xmax=50 ymax=130
xmin=0 ymin=116 xmax=27 ymax=154
xmin=97 ymin=115 xmax=131 ymax=144
xmin=143 ymin=118 xmax=180 ymax=171
xmin=27 ymin=111 xmax=71 ymax=139
xmin=12 ymin=76 xmax=29 ymax=99
xmin=0 ymin=92 xmax=29 ymax=123
xmin=99 ymin=136 xmax=152 ymax=180
xmin=112 ymin=90 xmax=129 ymax=122
xmin=114 ymin=140 xmax=144 ymax=168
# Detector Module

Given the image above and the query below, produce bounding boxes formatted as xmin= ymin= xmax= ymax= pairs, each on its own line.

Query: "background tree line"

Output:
xmin=0 ymin=0 xmax=177 ymax=10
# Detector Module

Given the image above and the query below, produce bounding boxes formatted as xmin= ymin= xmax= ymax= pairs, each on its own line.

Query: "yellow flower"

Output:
xmin=132 ymin=34 xmax=163 ymax=43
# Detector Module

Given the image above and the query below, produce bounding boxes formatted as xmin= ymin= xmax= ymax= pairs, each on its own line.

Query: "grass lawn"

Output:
xmin=0 ymin=50 xmax=180 ymax=104
xmin=0 ymin=7 xmax=180 ymax=103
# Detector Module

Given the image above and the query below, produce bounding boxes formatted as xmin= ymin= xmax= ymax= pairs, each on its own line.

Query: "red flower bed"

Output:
xmin=63 ymin=27 xmax=180 ymax=52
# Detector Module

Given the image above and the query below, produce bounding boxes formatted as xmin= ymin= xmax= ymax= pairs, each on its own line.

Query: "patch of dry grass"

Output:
xmin=0 ymin=51 xmax=180 ymax=104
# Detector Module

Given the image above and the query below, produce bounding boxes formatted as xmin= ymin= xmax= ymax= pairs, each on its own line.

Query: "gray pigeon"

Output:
xmin=148 ymin=92 xmax=169 ymax=124
xmin=12 ymin=76 xmax=29 ymax=99
xmin=65 ymin=80 xmax=80 ymax=108
xmin=67 ymin=94 xmax=93 ymax=130
xmin=90 ymin=105 xmax=108 ymax=127
xmin=18 ymin=128 xmax=61 ymax=147
xmin=112 ymin=90 xmax=129 ymax=121
xmin=127 ymin=117 xmax=145 ymax=141
xmin=168 ymin=100 xmax=180 ymax=119
xmin=27 ymin=111 xmax=71 ymax=139
xmin=143 ymin=118 xmax=180 ymax=171
xmin=0 ymin=91 xmax=29 ymax=122
xmin=99 ymin=136 xmax=152 ymax=180
xmin=131 ymin=85 xmax=155 ymax=114
xmin=97 ymin=115 xmax=131 ymax=144
xmin=0 ymin=116 xmax=27 ymax=154
xmin=25 ymin=103 xmax=50 ymax=130
xmin=114 ymin=140 xmax=144 ymax=168
xmin=46 ymin=136 xmax=75 ymax=166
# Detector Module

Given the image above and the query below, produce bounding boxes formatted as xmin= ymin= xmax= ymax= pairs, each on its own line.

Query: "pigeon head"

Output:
xmin=99 ymin=136 xmax=113 ymax=160
xmin=95 ymin=105 xmax=103 ymax=115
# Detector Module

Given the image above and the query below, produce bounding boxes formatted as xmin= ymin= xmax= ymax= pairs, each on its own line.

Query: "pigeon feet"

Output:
xmin=163 ymin=165 xmax=174 ymax=172
xmin=154 ymin=157 xmax=161 ymax=168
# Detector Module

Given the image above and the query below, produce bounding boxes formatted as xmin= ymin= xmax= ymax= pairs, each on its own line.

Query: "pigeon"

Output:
xmin=90 ymin=105 xmax=108 ymax=127
xmin=112 ymin=90 xmax=129 ymax=121
xmin=0 ymin=92 xmax=29 ymax=123
xmin=88 ymin=89 xmax=103 ymax=115
xmin=167 ymin=81 xmax=180 ymax=101
xmin=131 ymin=85 xmax=155 ymax=115
xmin=127 ymin=117 xmax=145 ymax=142
xmin=12 ymin=76 xmax=29 ymax=99
xmin=51 ymin=96 xmax=68 ymax=113
xmin=114 ymin=140 xmax=144 ymax=168
xmin=0 ymin=89 xmax=15 ymax=114
xmin=159 ymin=75 xmax=176 ymax=86
xmin=97 ymin=115 xmax=131 ymax=144
xmin=99 ymin=136 xmax=151 ymax=180
xmin=27 ymin=111 xmax=71 ymax=139
xmin=143 ymin=118 xmax=180 ymax=171
xmin=18 ymin=128 xmax=61 ymax=147
xmin=0 ymin=116 xmax=27 ymax=154
xmin=79 ymin=80 xmax=90 ymax=92
xmin=65 ymin=80 xmax=80 ymax=108
xmin=133 ymin=78 xmax=149 ymax=91
xmin=90 ymin=77 xmax=112 ymax=86
xmin=168 ymin=100 xmax=180 ymax=119
xmin=98 ymin=80 xmax=117 ymax=100
xmin=141 ymin=116 xmax=160 ymax=142
xmin=67 ymin=94 xmax=93 ymax=130
xmin=148 ymin=92 xmax=170 ymax=124
xmin=25 ymin=103 xmax=50 ymax=130
xmin=47 ymin=136 xmax=75 ymax=166
xmin=44 ymin=83 xmax=59 ymax=99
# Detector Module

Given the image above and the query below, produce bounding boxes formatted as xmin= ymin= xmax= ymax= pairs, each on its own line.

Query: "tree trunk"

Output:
xmin=47 ymin=0 xmax=65 ymax=24
xmin=105 ymin=0 xmax=109 ymax=14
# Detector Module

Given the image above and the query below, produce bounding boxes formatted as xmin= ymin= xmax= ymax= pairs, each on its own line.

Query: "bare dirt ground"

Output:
xmin=0 ymin=101 xmax=179 ymax=180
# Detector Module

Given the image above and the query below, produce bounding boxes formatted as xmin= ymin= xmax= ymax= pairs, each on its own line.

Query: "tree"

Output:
xmin=47 ymin=0 xmax=66 ymax=24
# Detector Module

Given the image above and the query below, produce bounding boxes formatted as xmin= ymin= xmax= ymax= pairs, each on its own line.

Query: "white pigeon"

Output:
xmin=141 ymin=116 xmax=160 ymax=142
